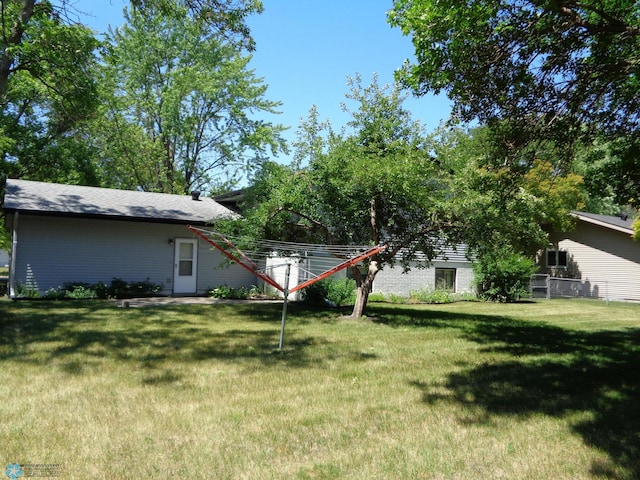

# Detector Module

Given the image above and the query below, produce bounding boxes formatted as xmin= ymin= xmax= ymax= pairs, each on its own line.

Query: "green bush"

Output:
xmin=107 ymin=278 xmax=162 ymax=299
xmin=16 ymin=278 xmax=161 ymax=299
xmin=108 ymin=278 xmax=129 ymax=298
xmin=367 ymin=292 xmax=386 ymax=303
xmin=473 ymin=247 xmax=536 ymax=302
xmin=43 ymin=287 xmax=65 ymax=299
xmin=409 ymin=288 xmax=454 ymax=304
xmin=301 ymin=277 xmax=356 ymax=307
xmin=16 ymin=284 xmax=40 ymax=298
xmin=387 ymin=293 xmax=406 ymax=304
xmin=300 ymin=280 xmax=328 ymax=305
xmin=65 ymin=284 xmax=98 ymax=299
xmin=208 ymin=285 xmax=258 ymax=300
xmin=325 ymin=278 xmax=356 ymax=306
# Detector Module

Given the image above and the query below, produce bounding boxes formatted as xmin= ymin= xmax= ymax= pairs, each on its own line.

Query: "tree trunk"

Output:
xmin=0 ymin=0 xmax=36 ymax=103
xmin=350 ymin=260 xmax=379 ymax=318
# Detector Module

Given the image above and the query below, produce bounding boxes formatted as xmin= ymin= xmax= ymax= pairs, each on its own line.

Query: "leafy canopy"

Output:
xmin=0 ymin=0 xmax=101 ymax=183
xmin=389 ymin=0 xmax=640 ymax=139
xmin=94 ymin=3 xmax=285 ymax=194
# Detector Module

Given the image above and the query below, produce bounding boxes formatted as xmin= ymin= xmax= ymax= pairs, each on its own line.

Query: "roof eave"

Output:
xmin=571 ymin=212 xmax=634 ymax=235
xmin=3 ymin=208 xmax=216 ymax=226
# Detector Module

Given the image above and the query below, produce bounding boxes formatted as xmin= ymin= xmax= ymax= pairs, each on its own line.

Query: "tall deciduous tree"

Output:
xmin=0 ymin=0 xmax=100 ymax=183
xmin=389 ymin=0 xmax=639 ymax=232
xmin=129 ymin=0 xmax=263 ymax=51
xmin=389 ymin=0 xmax=640 ymax=139
xmin=229 ymin=104 xmax=585 ymax=315
xmin=96 ymin=4 xmax=285 ymax=194
xmin=225 ymin=76 xmax=462 ymax=318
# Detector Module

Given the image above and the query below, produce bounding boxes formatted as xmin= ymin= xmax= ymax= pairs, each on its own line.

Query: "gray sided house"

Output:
xmin=540 ymin=211 xmax=639 ymax=302
xmin=372 ymin=246 xmax=475 ymax=297
xmin=3 ymin=179 xmax=258 ymax=298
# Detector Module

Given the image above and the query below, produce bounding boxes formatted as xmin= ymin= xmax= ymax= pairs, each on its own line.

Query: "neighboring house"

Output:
xmin=2 ymin=179 xmax=258 ymax=298
xmin=372 ymin=246 xmax=476 ymax=297
xmin=0 ymin=249 xmax=8 ymax=267
xmin=539 ymin=211 xmax=639 ymax=302
xmin=214 ymin=190 xmax=476 ymax=298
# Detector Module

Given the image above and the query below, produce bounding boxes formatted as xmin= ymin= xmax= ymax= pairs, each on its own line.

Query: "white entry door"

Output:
xmin=174 ymin=239 xmax=198 ymax=294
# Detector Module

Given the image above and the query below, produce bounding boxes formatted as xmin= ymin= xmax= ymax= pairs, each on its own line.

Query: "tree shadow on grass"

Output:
xmin=0 ymin=300 xmax=356 ymax=374
xmin=371 ymin=304 xmax=640 ymax=479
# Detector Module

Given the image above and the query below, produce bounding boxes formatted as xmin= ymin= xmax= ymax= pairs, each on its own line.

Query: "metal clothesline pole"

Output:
xmin=278 ymin=263 xmax=291 ymax=351
xmin=187 ymin=226 xmax=387 ymax=350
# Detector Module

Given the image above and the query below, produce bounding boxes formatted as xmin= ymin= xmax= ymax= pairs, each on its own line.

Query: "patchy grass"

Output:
xmin=0 ymin=298 xmax=639 ymax=479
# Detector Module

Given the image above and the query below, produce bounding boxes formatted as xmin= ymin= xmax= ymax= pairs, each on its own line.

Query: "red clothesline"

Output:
xmin=187 ymin=225 xmax=385 ymax=293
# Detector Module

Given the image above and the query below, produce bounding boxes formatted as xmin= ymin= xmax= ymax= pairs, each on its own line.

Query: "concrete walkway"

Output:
xmin=115 ymin=296 xmax=280 ymax=308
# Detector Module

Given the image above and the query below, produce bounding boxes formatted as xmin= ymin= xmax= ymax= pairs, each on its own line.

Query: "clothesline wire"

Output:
xmin=191 ymin=227 xmax=377 ymax=258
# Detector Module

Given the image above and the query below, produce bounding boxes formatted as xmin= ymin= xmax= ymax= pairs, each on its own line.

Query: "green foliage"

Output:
xmin=389 ymin=0 xmax=640 ymax=138
xmin=325 ymin=278 xmax=357 ymax=307
xmin=300 ymin=281 xmax=329 ymax=306
xmin=573 ymin=137 xmax=640 ymax=211
xmin=409 ymin=288 xmax=454 ymax=304
xmin=473 ymin=247 xmax=537 ymax=303
xmin=64 ymin=285 xmax=99 ymax=299
xmin=225 ymin=75 xmax=463 ymax=318
xmin=36 ymin=279 xmax=161 ymax=300
xmin=124 ymin=279 xmax=163 ymax=298
xmin=433 ymin=125 xmax=585 ymax=256
xmin=95 ymin=5 xmax=285 ymax=193
xmin=130 ymin=0 xmax=264 ymax=51
xmin=301 ymin=278 xmax=357 ymax=307
xmin=208 ymin=284 xmax=260 ymax=300
xmin=387 ymin=293 xmax=406 ymax=304
xmin=0 ymin=1 xmax=101 ymax=181
xmin=389 ymin=0 xmax=640 ymax=221
xmin=209 ymin=285 xmax=246 ymax=299
xmin=15 ymin=284 xmax=40 ymax=298
xmin=367 ymin=292 xmax=386 ymax=303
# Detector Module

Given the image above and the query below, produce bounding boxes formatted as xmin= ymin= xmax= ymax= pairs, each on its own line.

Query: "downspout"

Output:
xmin=9 ymin=211 xmax=18 ymax=298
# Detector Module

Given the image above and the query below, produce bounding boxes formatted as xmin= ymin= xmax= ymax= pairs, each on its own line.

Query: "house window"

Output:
xmin=546 ymin=250 xmax=568 ymax=268
xmin=435 ymin=268 xmax=456 ymax=292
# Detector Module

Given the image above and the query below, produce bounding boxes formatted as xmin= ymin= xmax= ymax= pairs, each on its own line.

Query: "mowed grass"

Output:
xmin=1 ymin=298 xmax=639 ymax=479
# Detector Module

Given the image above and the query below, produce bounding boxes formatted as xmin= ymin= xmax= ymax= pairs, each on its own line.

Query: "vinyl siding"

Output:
xmin=547 ymin=222 xmax=640 ymax=301
xmin=12 ymin=215 xmax=257 ymax=296
xmin=373 ymin=260 xmax=475 ymax=296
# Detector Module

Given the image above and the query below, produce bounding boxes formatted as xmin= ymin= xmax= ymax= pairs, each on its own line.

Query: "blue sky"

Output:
xmin=74 ymin=0 xmax=452 ymax=163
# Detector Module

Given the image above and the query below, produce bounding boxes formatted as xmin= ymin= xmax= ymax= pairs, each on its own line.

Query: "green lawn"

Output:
xmin=1 ymin=298 xmax=639 ymax=479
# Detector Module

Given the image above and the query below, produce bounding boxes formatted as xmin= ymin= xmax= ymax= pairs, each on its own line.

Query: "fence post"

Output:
xmin=546 ymin=274 xmax=550 ymax=300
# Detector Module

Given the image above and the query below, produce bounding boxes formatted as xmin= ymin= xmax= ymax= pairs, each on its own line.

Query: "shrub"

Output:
xmin=106 ymin=278 xmax=161 ymax=299
xmin=16 ymin=284 xmax=40 ymax=298
xmin=92 ymin=282 xmax=109 ymax=299
xmin=300 ymin=280 xmax=329 ymax=305
xmin=209 ymin=285 xmax=252 ymax=300
xmin=15 ymin=278 xmax=162 ymax=300
xmin=325 ymin=278 xmax=356 ymax=306
xmin=473 ymin=247 xmax=536 ymax=302
xmin=127 ymin=279 xmax=163 ymax=297
xmin=65 ymin=285 xmax=97 ymax=299
xmin=367 ymin=292 xmax=386 ymax=303
xmin=409 ymin=288 xmax=454 ymax=304
xmin=387 ymin=293 xmax=406 ymax=304
xmin=43 ymin=287 xmax=66 ymax=299
xmin=108 ymin=278 xmax=129 ymax=298
xmin=301 ymin=277 xmax=356 ymax=307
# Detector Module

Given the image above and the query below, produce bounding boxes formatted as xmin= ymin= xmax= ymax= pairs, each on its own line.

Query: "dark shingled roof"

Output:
xmin=571 ymin=210 xmax=634 ymax=234
xmin=3 ymin=179 xmax=236 ymax=225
